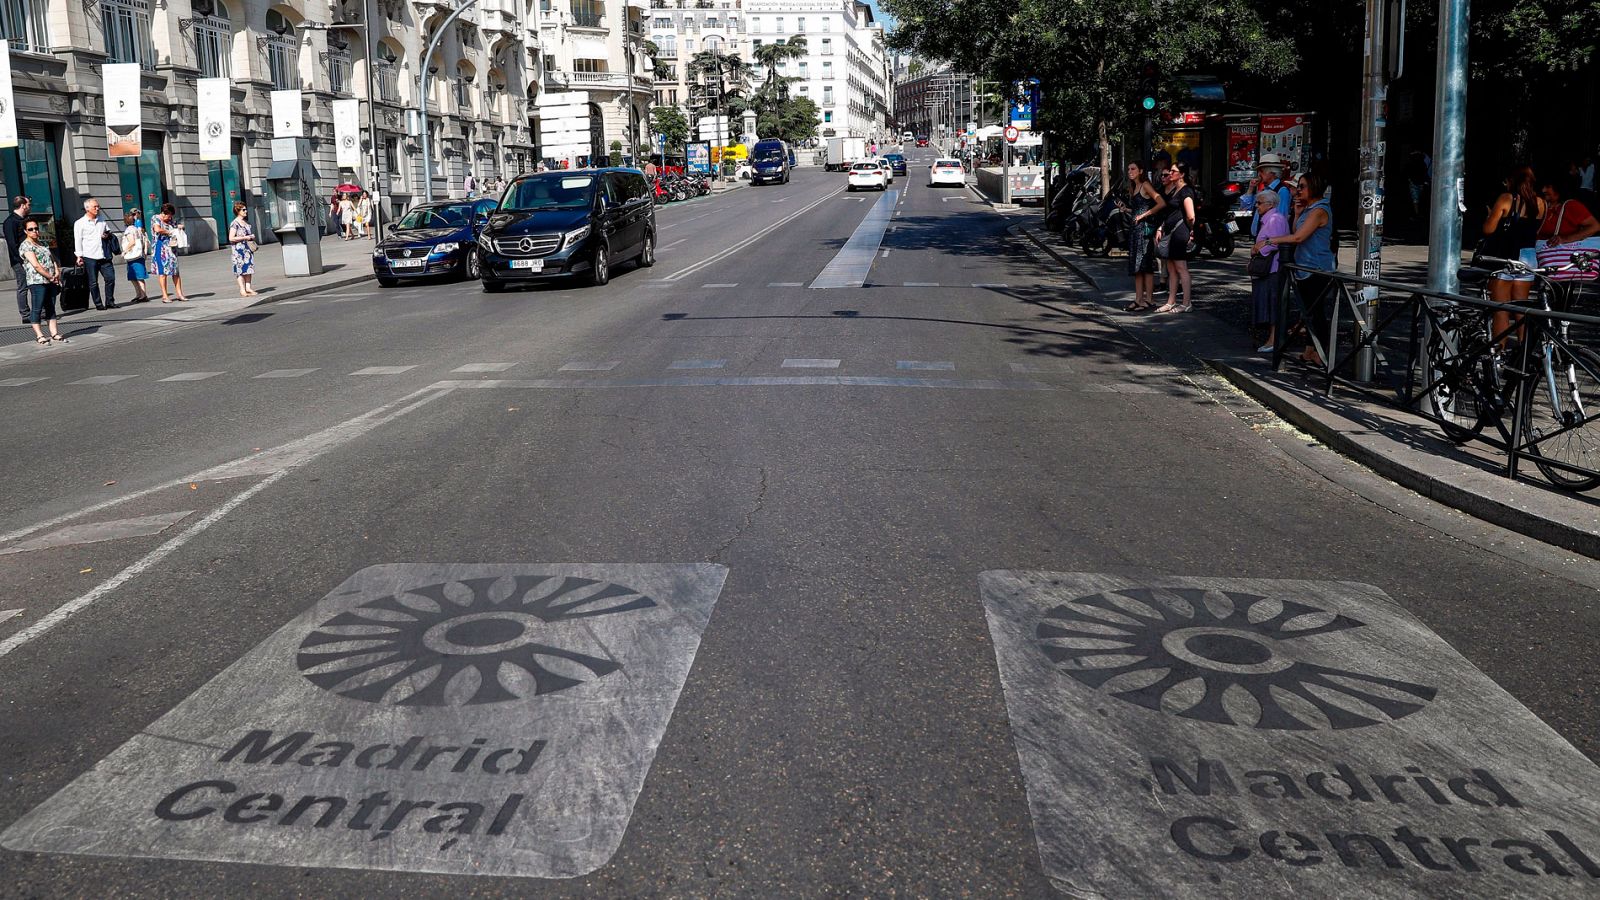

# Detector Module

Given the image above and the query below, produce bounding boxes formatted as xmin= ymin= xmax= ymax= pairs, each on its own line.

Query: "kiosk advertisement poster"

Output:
xmin=1260 ymin=114 xmax=1308 ymax=175
xmin=104 ymin=64 xmax=142 ymax=158
xmin=1227 ymin=123 xmax=1259 ymax=181
xmin=686 ymin=142 xmax=711 ymax=175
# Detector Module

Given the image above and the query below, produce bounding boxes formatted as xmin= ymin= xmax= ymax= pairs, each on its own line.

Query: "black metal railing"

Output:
xmin=1269 ymin=258 xmax=1600 ymax=490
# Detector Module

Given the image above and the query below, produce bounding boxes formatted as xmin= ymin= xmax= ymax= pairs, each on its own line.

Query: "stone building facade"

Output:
xmin=0 ymin=0 xmax=649 ymax=266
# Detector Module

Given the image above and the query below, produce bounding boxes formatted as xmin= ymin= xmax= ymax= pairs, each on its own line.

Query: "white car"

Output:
xmin=874 ymin=157 xmax=896 ymax=183
xmin=847 ymin=162 xmax=888 ymax=192
xmin=929 ymin=158 xmax=966 ymax=187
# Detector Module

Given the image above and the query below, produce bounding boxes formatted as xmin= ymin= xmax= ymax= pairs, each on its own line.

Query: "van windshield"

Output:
xmin=754 ymin=147 xmax=784 ymax=162
xmin=501 ymin=175 xmax=596 ymax=211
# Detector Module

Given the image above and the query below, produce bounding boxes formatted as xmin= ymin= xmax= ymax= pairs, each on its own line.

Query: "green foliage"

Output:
xmin=756 ymin=96 xmax=822 ymax=145
xmin=650 ymin=106 xmax=690 ymax=152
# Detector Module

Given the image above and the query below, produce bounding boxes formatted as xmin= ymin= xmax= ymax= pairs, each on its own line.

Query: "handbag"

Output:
xmin=1247 ymin=249 xmax=1275 ymax=277
xmin=121 ymin=228 xmax=145 ymax=261
xmin=173 ymin=225 xmax=189 ymax=251
xmin=1154 ymin=231 xmax=1173 ymax=259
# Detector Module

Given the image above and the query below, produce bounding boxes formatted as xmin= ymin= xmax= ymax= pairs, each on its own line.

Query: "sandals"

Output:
xmin=50 ymin=334 xmax=67 ymax=343
xmin=35 ymin=336 xmax=48 ymax=345
xmin=1124 ymin=300 xmax=1152 ymax=312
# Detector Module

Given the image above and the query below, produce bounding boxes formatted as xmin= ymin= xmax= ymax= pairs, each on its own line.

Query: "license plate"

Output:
xmin=1225 ymin=221 xmax=1239 ymax=234
xmin=390 ymin=258 xmax=424 ymax=268
xmin=511 ymin=259 xmax=544 ymax=271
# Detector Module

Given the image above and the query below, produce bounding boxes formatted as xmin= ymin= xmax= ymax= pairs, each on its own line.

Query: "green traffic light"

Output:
xmin=1141 ymin=97 xmax=1156 ymax=111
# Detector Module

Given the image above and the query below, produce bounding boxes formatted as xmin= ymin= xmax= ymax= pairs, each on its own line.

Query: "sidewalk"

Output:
xmin=0 ymin=237 xmax=379 ymax=366
xmin=1013 ymin=218 xmax=1600 ymax=560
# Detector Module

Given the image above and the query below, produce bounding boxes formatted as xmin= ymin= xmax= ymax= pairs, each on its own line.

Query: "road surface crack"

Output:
xmin=711 ymin=465 xmax=768 ymax=563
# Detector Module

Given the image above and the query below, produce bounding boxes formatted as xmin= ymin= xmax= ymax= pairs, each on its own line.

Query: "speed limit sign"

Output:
xmin=1004 ymin=126 xmax=1020 ymax=143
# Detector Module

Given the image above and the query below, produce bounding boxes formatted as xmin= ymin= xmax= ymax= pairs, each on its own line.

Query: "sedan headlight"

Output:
xmin=432 ymin=242 xmax=460 ymax=255
xmin=561 ymin=225 xmax=591 ymax=251
xmin=478 ymin=233 xmax=494 ymax=250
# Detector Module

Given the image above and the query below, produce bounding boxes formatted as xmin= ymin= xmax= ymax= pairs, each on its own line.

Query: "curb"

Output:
xmin=1210 ymin=360 xmax=1600 ymax=560
xmin=1014 ymin=222 xmax=1600 ymax=561
xmin=246 ymin=271 xmax=377 ymax=308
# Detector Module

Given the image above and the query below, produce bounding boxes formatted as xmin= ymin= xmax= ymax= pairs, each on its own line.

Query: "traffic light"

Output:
xmin=1138 ymin=63 xmax=1159 ymax=113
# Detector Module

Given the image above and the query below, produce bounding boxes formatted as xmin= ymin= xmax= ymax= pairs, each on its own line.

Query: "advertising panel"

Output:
xmin=1226 ymin=123 xmax=1259 ymax=181
xmin=271 ymin=90 xmax=304 ymax=138
xmin=104 ymin=63 xmax=143 ymax=158
xmin=197 ymin=77 xmax=231 ymax=161
xmin=332 ymin=98 xmax=362 ymax=169
xmin=686 ymin=142 xmax=711 ymax=175
xmin=0 ymin=42 xmax=17 ymax=149
xmin=1260 ymin=114 xmax=1308 ymax=176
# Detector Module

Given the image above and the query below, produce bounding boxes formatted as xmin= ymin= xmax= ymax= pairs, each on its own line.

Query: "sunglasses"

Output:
xmin=24 ymin=226 xmax=38 ymax=232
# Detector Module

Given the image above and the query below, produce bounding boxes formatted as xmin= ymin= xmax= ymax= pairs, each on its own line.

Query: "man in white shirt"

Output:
xmin=74 ymin=197 xmax=117 ymax=310
xmin=463 ymin=170 xmax=478 ymax=198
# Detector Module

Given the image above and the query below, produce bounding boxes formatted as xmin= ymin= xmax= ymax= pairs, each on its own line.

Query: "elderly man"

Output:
xmin=1251 ymin=154 xmax=1293 ymax=238
xmin=74 ymin=197 xmax=118 ymax=310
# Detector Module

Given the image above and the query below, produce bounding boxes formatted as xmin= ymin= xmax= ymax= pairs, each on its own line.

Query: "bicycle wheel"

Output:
xmin=1420 ymin=318 xmax=1490 ymax=444
xmin=1522 ymin=345 xmax=1600 ymax=491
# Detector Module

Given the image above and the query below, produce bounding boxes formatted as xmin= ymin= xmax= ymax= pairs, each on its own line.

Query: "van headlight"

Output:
xmin=561 ymin=225 xmax=591 ymax=250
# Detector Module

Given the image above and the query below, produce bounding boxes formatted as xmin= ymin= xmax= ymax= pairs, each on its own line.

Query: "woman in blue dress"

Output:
xmin=151 ymin=203 xmax=188 ymax=302
xmin=228 ymin=202 xmax=258 ymax=297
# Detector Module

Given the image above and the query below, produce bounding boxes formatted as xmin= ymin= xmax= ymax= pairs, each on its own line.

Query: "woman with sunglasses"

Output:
xmin=1254 ymin=173 xmax=1334 ymax=365
xmin=1124 ymin=160 xmax=1166 ymax=311
xmin=1153 ymin=163 xmax=1197 ymax=312
xmin=19 ymin=221 xmax=65 ymax=344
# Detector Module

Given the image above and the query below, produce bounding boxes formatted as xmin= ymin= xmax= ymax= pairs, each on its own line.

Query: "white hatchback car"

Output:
xmin=930 ymin=158 xmax=966 ymax=187
xmin=848 ymin=162 xmax=888 ymax=192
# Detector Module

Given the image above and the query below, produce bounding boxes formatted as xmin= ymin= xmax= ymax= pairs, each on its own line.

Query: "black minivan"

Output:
xmin=477 ymin=168 xmax=655 ymax=291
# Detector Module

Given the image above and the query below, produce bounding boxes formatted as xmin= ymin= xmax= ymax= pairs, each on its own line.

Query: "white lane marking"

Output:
xmin=904 ymin=281 xmax=940 ymax=287
xmin=69 ymin=375 xmax=138 ymax=385
xmin=0 ymin=511 xmax=195 ymax=556
xmin=559 ymin=361 xmax=620 ymax=371
xmin=668 ymin=359 xmax=727 ymax=369
xmin=349 ymin=365 xmax=418 ymax=376
xmin=0 ymin=609 xmax=20 ymax=625
xmin=810 ymin=190 xmax=898 ymax=289
xmin=897 ymin=360 xmax=956 ymax=371
xmin=0 ymin=472 xmax=288 ymax=661
xmin=255 ymin=368 xmax=319 ymax=378
xmin=681 ymin=213 xmax=713 ymax=224
xmin=279 ymin=299 xmax=312 ymax=305
xmin=0 ymin=377 xmax=46 ymax=387
xmin=452 ymin=362 xmax=518 ymax=373
xmin=661 ymin=238 xmax=688 ymax=249
xmin=767 ymin=282 xmax=804 ymax=287
xmin=665 ymin=186 xmax=842 ymax=282
xmin=158 ymin=372 xmax=223 ymax=382
xmin=771 ymin=197 xmax=791 ymax=203
xmin=701 ymin=283 xmax=739 ymax=288
xmin=880 ymin=249 xmax=891 ymax=258
xmin=781 ymin=358 xmax=842 ymax=368
xmin=972 ymin=282 xmax=1010 ymax=288
xmin=0 ymin=387 xmax=451 ymax=546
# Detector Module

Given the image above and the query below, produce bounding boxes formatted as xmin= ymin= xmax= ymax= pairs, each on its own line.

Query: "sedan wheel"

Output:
xmin=464 ymin=250 xmax=481 ymax=281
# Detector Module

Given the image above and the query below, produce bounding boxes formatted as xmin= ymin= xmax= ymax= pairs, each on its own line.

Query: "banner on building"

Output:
xmin=271 ymin=90 xmax=304 ymax=139
xmin=0 ymin=42 xmax=17 ymax=149
xmin=332 ymin=98 xmax=362 ymax=169
xmin=104 ymin=63 xmax=143 ymax=158
xmin=197 ymin=77 xmax=231 ymax=161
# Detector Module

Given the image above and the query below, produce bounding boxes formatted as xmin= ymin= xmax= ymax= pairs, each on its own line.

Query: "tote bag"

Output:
xmin=1534 ymin=203 xmax=1600 ymax=281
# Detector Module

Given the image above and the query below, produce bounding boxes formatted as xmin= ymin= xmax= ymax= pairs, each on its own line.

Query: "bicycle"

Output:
xmin=1418 ymin=250 xmax=1600 ymax=491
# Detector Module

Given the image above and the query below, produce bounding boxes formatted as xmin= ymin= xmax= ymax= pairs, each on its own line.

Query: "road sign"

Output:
xmin=1004 ymin=126 xmax=1020 ymax=143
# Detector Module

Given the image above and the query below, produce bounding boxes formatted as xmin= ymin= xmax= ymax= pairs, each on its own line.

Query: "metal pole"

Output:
xmin=1353 ymin=0 xmax=1388 ymax=381
xmin=1427 ymin=0 xmax=1468 ymax=295
xmin=420 ymin=0 xmax=480 ymax=202
xmin=362 ymin=0 xmax=384 ymax=241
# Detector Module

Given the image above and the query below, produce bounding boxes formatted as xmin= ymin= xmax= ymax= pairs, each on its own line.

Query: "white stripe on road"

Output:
xmin=668 ymin=359 xmax=727 ymax=369
xmin=665 ymin=187 xmax=842 ymax=282
xmin=69 ymin=375 xmax=137 ymax=385
xmin=897 ymin=360 xmax=956 ymax=371
xmin=661 ymin=239 xmax=688 ymax=249
xmin=702 ymin=283 xmax=739 ymax=288
xmin=0 ymin=377 xmax=46 ymax=387
xmin=781 ymin=359 xmax=842 ymax=368
xmin=0 ymin=609 xmax=21 ymax=625
xmin=350 ymin=365 xmax=417 ymax=376
xmin=255 ymin=368 xmax=319 ymax=378
xmin=559 ymin=361 xmax=620 ymax=371
xmin=904 ymin=282 xmax=939 ymax=287
xmin=767 ymin=282 xmax=804 ymax=287
xmin=971 ymin=283 xmax=1010 ymax=288
xmin=158 ymin=372 xmax=223 ymax=382
xmin=453 ymin=362 xmax=518 ymax=373
xmin=810 ymin=190 xmax=898 ymax=289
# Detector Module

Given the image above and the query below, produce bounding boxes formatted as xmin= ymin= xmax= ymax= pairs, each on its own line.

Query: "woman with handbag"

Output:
xmin=20 ymin=219 xmax=65 ymax=344
xmin=1249 ymin=188 xmax=1290 ymax=352
xmin=1124 ymin=160 xmax=1166 ymax=312
xmin=151 ymin=203 xmax=188 ymax=303
xmin=1152 ymin=163 xmax=1198 ymax=313
xmin=228 ymin=202 xmax=259 ymax=297
xmin=120 ymin=210 xmax=151 ymax=302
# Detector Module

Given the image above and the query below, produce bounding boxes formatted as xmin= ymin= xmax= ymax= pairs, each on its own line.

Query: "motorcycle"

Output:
xmin=1190 ymin=185 xmax=1237 ymax=258
xmin=1080 ymin=194 xmax=1133 ymax=258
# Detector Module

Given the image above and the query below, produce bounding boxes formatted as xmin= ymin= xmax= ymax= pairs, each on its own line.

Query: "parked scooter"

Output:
xmin=1080 ymin=193 xmax=1133 ymax=258
xmin=1190 ymin=185 xmax=1237 ymax=258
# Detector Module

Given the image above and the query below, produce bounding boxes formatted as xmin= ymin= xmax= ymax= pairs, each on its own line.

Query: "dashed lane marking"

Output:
xmin=453 ymin=363 xmax=518 ymax=373
xmin=255 ymin=368 xmax=319 ymax=379
xmin=767 ymin=282 xmax=805 ymax=287
xmin=972 ymin=283 xmax=1009 ymax=288
xmin=558 ymin=361 xmax=620 ymax=372
xmin=668 ymin=359 xmax=727 ymax=370
xmin=69 ymin=375 xmax=138 ymax=385
xmin=897 ymin=360 xmax=956 ymax=371
xmin=428 ymin=376 xmax=1052 ymax=392
xmin=158 ymin=372 xmax=223 ymax=382
xmin=904 ymin=282 xmax=939 ymax=287
xmin=701 ymin=283 xmax=739 ymax=289
xmin=0 ymin=511 xmax=196 ymax=556
xmin=0 ymin=609 xmax=20 ymax=625
xmin=781 ymin=359 xmax=842 ymax=368
xmin=0 ymin=377 xmax=46 ymax=387
xmin=349 ymin=366 xmax=419 ymax=376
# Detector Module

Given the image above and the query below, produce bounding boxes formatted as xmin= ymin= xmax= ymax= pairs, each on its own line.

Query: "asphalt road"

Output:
xmin=3 ymin=160 xmax=1600 ymax=898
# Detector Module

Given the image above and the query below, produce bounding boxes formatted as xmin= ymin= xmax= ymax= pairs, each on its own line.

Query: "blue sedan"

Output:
xmin=373 ymin=198 xmax=497 ymax=286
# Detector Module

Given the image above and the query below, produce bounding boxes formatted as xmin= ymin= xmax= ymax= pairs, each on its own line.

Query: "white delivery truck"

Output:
xmin=825 ymin=136 xmax=868 ymax=172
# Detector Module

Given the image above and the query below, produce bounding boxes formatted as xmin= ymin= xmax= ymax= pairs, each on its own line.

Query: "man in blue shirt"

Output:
xmin=1252 ymin=154 xmax=1293 ymax=237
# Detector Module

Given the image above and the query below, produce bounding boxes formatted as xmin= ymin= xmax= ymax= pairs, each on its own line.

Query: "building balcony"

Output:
xmin=482 ymin=8 xmax=518 ymax=36
xmin=565 ymin=71 xmax=654 ymax=91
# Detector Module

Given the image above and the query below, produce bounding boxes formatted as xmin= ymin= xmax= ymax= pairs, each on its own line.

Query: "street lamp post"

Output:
xmin=300 ymin=11 xmax=386 ymax=242
xmin=419 ymin=0 xmax=482 ymax=201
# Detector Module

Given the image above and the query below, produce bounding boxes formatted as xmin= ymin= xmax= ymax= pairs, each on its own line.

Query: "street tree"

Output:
xmin=882 ymin=0 xmax=1295 ymax=193
xmin=650 ymin=106 xmax=690 ymax=153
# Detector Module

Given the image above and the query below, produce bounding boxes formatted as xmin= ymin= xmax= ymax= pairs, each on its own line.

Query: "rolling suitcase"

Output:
xmin=58 ymin=265 xmax=90 ymax=312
